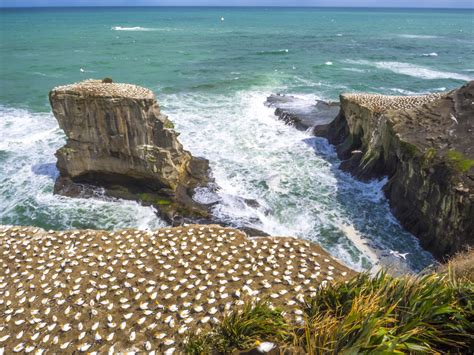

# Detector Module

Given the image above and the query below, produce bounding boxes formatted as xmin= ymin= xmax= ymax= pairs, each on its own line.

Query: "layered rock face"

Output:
xmin=50 ymin=79 xmax=210 ymax=222
xmin=314 ymin=82 xmax=474 ymax=260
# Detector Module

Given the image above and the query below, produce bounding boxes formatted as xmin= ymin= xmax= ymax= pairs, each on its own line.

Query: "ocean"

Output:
xmin=0 ymin=7 xmax=472 ymax=271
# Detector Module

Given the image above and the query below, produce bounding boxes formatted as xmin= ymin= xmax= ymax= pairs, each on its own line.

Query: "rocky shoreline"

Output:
xmin=268 ymin=82 xmax=474 ymax=260
xmin=49 ymin=79 xmax=271 ymax=236
xmin=0 ymin=80 xmax=472 ymax=354
xmin=0 ymin=225 xmax=354 ymax=353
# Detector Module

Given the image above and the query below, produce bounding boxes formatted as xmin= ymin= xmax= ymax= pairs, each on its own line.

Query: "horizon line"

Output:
xmin=1 ymin=5 xmax=473 ymax=10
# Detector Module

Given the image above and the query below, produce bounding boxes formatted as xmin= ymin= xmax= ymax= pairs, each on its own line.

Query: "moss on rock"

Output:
xmin=445 ymin=150 xmax=474 ymax=173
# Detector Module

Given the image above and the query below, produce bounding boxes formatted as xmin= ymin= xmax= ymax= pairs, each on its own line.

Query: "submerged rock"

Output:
xmin=265 ymin=94 xmax=340 ymax=130
xmin=314 ymin=81 xmax=474 ymax=260
xmin=50 ymin=79 xmax=211 ymax=222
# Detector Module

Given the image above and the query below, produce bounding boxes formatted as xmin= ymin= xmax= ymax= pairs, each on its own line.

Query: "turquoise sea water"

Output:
xmin=0 ymin=7 xmax=473 ymax=271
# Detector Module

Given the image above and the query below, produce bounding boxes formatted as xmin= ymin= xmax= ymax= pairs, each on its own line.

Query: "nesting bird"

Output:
xmin=344 ymin=92 xmax=443 ymax=114
xmin=0 ymin=225 xmax=354 ymax=353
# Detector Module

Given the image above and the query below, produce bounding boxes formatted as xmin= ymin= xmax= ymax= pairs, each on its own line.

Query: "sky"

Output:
xmin=0 ymin=0 xmax=473 ymax=8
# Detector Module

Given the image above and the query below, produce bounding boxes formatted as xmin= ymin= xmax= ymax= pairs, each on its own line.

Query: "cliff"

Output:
xmin=49 ymin=79 xmax=211 ymax=223
xmin=314 ymin=82 xmax=474 ymax=260
xmin=0 ymin=225 xmax=354 ymax=353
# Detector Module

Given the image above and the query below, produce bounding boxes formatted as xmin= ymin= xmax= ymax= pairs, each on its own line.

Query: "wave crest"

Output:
xmin=257 ymin=49 xmax=289 ymax=56
xmin=399 ymin=34 xmax=440 ymax=39
xmin=346 ymin=60 xmax=471 ymax=81
xmin=111 ymin=26 xmax=156 ymax=31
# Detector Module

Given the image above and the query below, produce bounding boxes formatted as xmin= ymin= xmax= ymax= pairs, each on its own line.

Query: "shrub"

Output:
xmin=445 ymin=150 xmax=474 ymax=172
xmin=184 ymin=299 xmax=291 ymax=354
xmin=438 ymin=247 xmax=474 ymax=282
xmin=298 ymin=271 xmax=474 ymax=354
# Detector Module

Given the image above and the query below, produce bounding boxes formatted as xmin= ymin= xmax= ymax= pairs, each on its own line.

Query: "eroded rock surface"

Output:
xmin=50 ymin=80 xmax=211 ymax=222
xmin=314 ymin=82 xmax=474 ymax=260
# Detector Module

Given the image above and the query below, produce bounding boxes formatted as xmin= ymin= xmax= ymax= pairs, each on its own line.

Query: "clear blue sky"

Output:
xmin=1 ymin=0 xmax=473 ymax=8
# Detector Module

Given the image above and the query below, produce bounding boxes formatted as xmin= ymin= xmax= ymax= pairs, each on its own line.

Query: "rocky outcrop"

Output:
xmin=314 ymin=82 xmax=474 ymax=260
xmin=265 ymin=94 xmax=340 ymax=130
xmin=50 ymin=79 xmax=211 ymax=223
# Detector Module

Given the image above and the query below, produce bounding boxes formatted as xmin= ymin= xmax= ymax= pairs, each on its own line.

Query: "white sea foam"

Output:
xmin=346 ymin=59 xmax=472 ymax=81
xmin=257 ymin=49 xmax=289 ymax=55
xmin=0 ymin=88 xmax=435 ymax=271
xmin=111 ymin=26 xmax=177 ymax=32
xmin=160 ymin=90 xmax=434 ymax=271
xmin=0 ymin=106 xmax=164 ymax=231
xmin=341 ymin=67 xmax=366 ymax=73
xmin=399 ymin=34 xmax=440 ymax=39
xmin=393 ymin=88 xmax=418 ymax=95
xmin=422 ymin=52 xmax=438 ymax=57
xmin=293 ymin=76 xmax=323 ymax=87
xmin=112 ymin=26 xmax=153 ymax=31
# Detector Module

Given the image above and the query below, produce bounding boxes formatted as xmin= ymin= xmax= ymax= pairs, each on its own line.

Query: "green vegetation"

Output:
xmin=445 ymin=150 xmax=474 ymax=173
xmin=185 ymin=299 xmax=291 ymax=354
xmin=298 ymin=272 xmax=473 ymax=354
xmin=138 ymin=193 xmax=172 ymax=205
xmin=422 ymin=147 xmax=437 ymax=167
xmin=164 ymin=119 xmax=175 ymax=130
xmin=437 ymin=248 xmax=474 ymax=283
xmin=183 ymin=271 xmax=473 ymax=354
xmin=400 ymin=140 xmax=419 ymax=157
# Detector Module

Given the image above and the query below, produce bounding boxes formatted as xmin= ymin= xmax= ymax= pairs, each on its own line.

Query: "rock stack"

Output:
xmin=49 ymin=79 xmax=211 ymax=222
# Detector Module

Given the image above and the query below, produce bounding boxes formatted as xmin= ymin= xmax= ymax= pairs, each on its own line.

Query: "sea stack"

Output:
xmin=49 ymin=79 xmax=211 ymax=222
xmin=314 ymin=81 xmax=474 ymax=260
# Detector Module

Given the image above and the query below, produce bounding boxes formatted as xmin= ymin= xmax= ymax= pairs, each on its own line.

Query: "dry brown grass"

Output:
xmin=438 ymin=247 xmax=474 ymax=282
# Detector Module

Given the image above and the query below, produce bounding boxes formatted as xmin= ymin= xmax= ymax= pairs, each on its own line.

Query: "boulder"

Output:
xmin=49 ymin=79 xmax=211 ymax=222
xmin=265 ymin=94 xmax=340 ymax=130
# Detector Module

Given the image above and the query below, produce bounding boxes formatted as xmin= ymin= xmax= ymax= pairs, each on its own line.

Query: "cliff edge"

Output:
xmin=49 ymin=79 xmax=211 ymax=223
xmin=314 ymin=81 xmax=474 ymax=260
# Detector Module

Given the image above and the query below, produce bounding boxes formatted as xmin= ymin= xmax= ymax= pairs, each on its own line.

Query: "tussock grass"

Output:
xmin=183 ymin=270 xmax=473 ymax=354
xmin=438 ymin=247 xmax=474 ymax=282
xmin=185 ymin=299 xmax=291 ymax=354
xmin=298 ymin=271 xmax=473 ymax=354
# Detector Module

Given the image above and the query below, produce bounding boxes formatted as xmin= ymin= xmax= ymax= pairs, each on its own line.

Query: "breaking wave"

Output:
xmin=111 ymin=26 xmax=177 ymax=32
xmin=159 ymin=90 xmax=435 ymax=272
xmin=346 ymin=60 xmax=472 ymax=81
xmin=0 ymin=106 xmax=164 ymax=231
xmin=399 ymin=34 xmax=440 ymax=39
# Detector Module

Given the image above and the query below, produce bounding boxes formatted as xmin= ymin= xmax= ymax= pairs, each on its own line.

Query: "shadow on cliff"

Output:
xmin=300 ymin=136 xmax=429 ymax=273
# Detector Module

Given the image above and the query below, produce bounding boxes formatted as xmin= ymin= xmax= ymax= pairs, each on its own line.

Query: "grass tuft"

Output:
xmin=184 ymin=299 xmax=291 ymax=354
xmin=437 ymin=247 xmax=474 ymax=282
xmin=445 ymin=150 xmax=474 ymax=172
xmin=298 ymin=271 xmax=473 ymax=354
